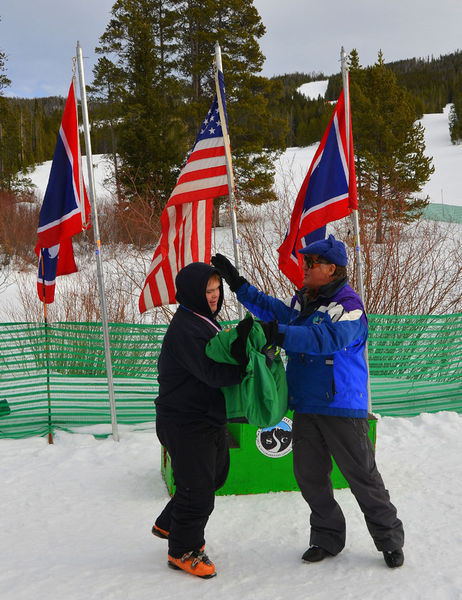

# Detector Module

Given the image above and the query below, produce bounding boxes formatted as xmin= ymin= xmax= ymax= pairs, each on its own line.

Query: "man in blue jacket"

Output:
xmin=212 ymin=234 xmax=405 ymax=569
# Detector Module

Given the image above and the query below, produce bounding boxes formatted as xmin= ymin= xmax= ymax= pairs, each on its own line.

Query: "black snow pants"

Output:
xmin=292 ymin=413 xmax=404 ymax=555
xmin=155 ymin=417 xmax=230 ymax=558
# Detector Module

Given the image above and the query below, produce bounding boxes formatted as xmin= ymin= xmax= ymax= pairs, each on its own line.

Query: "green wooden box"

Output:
xmin=161 ymin=414 xmax=377 ymax=496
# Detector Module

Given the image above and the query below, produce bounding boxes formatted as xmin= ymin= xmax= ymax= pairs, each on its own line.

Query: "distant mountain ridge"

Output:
xmin=271 ymin=49 xmax=462 ymax=147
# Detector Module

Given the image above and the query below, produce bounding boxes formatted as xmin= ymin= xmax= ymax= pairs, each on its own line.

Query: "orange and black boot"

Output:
xmin=152 ymin=524 xmax=169 ymax=539
xmin=168 ymin=548 xmax=216 ymax=579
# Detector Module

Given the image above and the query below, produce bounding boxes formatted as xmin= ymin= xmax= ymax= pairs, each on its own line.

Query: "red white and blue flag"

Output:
xmin=139 ymin=69 xmax=230 ymax=312
xmin=36 ymin=80 xmax=90 ymax=303
xmin=277 ymin=87 xmax=357 ymax=288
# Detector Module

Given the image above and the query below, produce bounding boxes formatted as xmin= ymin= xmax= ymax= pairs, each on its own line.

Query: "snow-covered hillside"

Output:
xmin=297 ymin=79 xmax=329 ymax=100
xmin=296 ymin=81 xmax=462 ymax=209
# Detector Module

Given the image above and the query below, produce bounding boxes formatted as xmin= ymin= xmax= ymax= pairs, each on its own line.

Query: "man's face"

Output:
xmin=206 ymin=276 xmax=221 ymax=312
xmin=302 ymin=254 xmax=335 ymax=290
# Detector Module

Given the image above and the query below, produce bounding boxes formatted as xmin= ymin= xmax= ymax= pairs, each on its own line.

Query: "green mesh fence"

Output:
xmin=0 ymin=314 xmax=461 ymax=438
xmin=422 ymin=203 xmax=462 ymax=224
xmin=0 ymin=322 xmax=166 ymax=438
xmin=368 ymin=313 xmax=462 ymax=416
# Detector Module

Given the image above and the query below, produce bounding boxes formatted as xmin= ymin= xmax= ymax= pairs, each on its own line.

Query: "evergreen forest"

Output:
xmin=1 ymin=2 xmax=462 ymax=208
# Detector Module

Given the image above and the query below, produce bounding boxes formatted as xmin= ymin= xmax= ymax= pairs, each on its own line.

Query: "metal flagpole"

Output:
xmin=214 ymin=41 xmax=244 ymax=320
xmin=72 ymin=65 xmax=89 ymax=230
xmin=76 ymin=41 xmax=119 ymax=441
xmin=341 ymin=46 xmax=372 ymax=414
xmin=40 ymin=252 xmax=53 ymax=444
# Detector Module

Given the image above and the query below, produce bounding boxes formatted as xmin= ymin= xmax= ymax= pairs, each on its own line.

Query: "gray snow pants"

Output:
xmin=292 ymin=413 xmax=404 ymax=555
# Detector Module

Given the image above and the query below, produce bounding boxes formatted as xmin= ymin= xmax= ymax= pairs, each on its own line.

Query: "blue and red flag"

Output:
xmin=36 ymin=80 xmax=90 ymax=303
xmin=277 ymin=87 xmax=357 ymax=288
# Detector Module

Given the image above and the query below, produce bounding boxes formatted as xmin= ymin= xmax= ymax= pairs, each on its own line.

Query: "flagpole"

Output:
xmin=72 ymin=64 xmax=89 ymax=229
xmin=40 ymin=252 xmax=53 ymax=445
xmin=76 ymin=41 xmax=119 ymax=442
xmin=341 ymin=46 xmax=372 ymax=414
xmin=214 ymin=41 xmax=244 ymax=320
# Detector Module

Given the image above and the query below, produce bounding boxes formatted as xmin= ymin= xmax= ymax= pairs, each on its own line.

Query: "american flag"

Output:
xmin=139 ymin=70 xmax=230 ymax=312
xmin=277 ymin=87 xmax=357 ymax=288
xmin=36 ymin=80 xmax=90 ymax=303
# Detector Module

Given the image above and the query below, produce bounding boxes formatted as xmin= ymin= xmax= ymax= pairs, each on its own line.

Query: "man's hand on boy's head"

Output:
xmin=211 ymin=254 xmax=247 ymax=292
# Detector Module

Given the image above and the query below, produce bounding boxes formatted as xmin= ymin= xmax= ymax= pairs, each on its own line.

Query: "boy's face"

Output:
xmin=206 ymin=276 xmax=221 ymax=312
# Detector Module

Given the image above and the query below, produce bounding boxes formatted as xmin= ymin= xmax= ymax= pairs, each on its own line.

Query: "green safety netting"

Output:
xmin=0 ymin=314 xmax=461 ymax=438
xmin=422 ymin=203 xmax=462 ymax=225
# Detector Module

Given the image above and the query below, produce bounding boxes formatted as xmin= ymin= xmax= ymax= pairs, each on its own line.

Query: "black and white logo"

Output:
xmin=256 ymin=417 xmax=293 ymax=458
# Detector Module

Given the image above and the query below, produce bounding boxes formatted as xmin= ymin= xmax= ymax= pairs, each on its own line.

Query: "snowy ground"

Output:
xmin=1 ymin=411 xmax=461 ymax=600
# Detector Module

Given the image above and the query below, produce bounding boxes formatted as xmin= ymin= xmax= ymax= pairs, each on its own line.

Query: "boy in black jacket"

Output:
xmin=152 ymin=262 xmax=243 ymax=579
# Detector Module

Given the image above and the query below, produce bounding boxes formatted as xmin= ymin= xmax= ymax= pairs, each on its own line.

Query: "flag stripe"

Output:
xmin=185 ymin=144 xmax=226 ymax=163
xmin=176 ymin=164 xmax=228 ymax=186
xmin=170 ymin=174 xmax=229 ymax=199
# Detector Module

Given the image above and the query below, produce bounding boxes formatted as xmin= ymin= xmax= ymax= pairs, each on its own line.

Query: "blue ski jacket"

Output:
xmin=236 ymin=278 xmax=369 ymax=418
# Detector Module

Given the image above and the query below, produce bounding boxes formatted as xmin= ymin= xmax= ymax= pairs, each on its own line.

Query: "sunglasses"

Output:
xmin=303 ymin=256 xmax=330 ymax=269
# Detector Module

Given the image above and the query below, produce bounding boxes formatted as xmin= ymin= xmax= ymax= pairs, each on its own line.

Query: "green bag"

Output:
xmin=206 ymin=316 xmax=288 ymax=428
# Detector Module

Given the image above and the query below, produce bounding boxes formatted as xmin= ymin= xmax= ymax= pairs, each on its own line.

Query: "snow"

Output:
xmin=420 ymin=106 xmax=462 ymax=207
xmin=1 ymin=411 xmax=461 ymax=599
xmin=28 ymin=154 xmax=115 ymax=204
xmin=297 ymin=80 xmax=329 ymax=100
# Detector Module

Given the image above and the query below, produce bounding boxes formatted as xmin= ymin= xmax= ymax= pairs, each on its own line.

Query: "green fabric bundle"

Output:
xmin=206 ymin=317 xmax=288 ymax=428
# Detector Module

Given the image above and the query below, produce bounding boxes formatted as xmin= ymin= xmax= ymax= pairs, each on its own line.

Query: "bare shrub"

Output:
xmin=232 ymin=182 xmax=462 ymax=317
xmin=4 ymin=160 xmax=461 ymax=324
xmin=0 ymin=190 xmax=39 ymax=268
xmin=338 ymin=217 xmax=462 ymax=315
xmin=100 ymin=197 xmax=162 ymax=249
xmin=6 ymin=240 xmax=175 ymax=325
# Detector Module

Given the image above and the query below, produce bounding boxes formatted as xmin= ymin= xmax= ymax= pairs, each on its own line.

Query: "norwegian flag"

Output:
xmin=36 ymin=80 xmax=90 ymax=303
xmin=139 ymin=69 xmax=230 ymax=312
xmin=277 ymin=87 xmax=357 ymax=288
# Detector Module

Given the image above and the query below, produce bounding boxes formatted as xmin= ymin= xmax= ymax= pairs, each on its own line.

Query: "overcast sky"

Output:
xmin=1 ymin=0 xmax=461 ymax=98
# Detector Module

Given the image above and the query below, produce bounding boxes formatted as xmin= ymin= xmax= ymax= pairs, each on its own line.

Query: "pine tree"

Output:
xmin=0 ymin=19 xmax=11 ymax=95
xmin=0 ymin=37 xmax=20 ymax=191
xmin=93 ymin=0 xmax=189 ymax=202
xmin=350 ymin=50 xmax=434 ymax=243
xmin=174 ymin=0 xmax=288 ymax=203
xmin=92 ymin=0 xmax=288 ymax=206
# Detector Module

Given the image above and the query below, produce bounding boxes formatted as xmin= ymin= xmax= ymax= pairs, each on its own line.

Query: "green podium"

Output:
xmin=161 ymin=414 xmax=377 ymax=496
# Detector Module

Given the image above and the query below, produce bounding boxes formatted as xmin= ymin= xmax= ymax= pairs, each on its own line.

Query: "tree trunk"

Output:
xmin=375 ymin=175 xmax=384 ymax=244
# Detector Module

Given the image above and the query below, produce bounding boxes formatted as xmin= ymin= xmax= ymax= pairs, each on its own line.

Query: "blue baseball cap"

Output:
xmin=298 ymin=234 xmax=348 ymax=266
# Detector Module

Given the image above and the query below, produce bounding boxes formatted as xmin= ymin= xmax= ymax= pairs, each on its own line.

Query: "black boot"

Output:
xmin=383 ymin=548 xmax=404 ymax=568
xmin=302 ymin=546 xmax=334 ymax=563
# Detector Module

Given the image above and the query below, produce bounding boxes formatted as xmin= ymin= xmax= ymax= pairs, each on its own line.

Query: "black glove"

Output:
xmin=230 ymin=316 xmax=253 ymax=369
xmin=257 ymin=319 xmax=285 ymax=347
xmin=211 ymin=254 xmax=247 ymax=292
xmin=257 ymin=319 xmax=285 ymax=368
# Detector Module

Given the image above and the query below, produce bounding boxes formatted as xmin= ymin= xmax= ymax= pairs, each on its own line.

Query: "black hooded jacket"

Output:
xmin=155 ymin=262 xmax=242 ymax=426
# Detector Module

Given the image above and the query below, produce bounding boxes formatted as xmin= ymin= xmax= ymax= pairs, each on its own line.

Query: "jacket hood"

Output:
xmin=175 ymin=262 xmax=223 ymax=318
